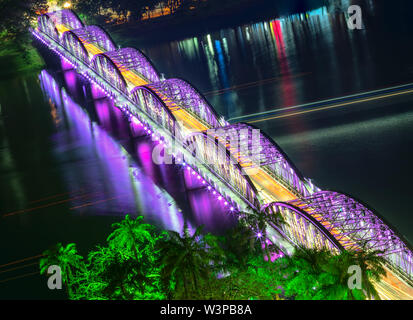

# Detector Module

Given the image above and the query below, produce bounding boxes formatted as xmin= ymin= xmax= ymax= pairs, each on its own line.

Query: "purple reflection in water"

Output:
xmin=136 ymin=140 xmax=158 ymax=180
xmin=40 ymin=68 xmax=237 ymax=236
xmin=94 ymin=98 xmax=112 ymax=130
xmin=40 ymin=69 xmax=190 ymax=232
xmin=63 ymin=69 xmax=82 ymax=100
xmin=40 ymin=70 xmax=62 ymax=107
xmin=187 ymin=189 xmax=237 ymax=235
xmin=183 ymin=167 xmax=206 ymax=190
xmin=90 ymin=82 xmax=106 ymax=100
xmin=61 ymin=57 xmax=74 ymax=71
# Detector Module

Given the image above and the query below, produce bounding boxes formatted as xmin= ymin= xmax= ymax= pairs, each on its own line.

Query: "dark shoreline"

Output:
xmin=108 ymin=0 xmax=326 ymax=45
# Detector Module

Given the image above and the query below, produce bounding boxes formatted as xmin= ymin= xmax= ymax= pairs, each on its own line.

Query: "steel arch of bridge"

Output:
xmin=146 ymin=78 xmax=223 ymax=128
xmin=184 ymin=131 xmax=260 ymax=209
xmin=130 ymin=86 xmax=180 ymax=139
xmin=90 ymin=47 xmax=161 ymax=94
xmin=62 ymin=26 xmax=117 ymax=63
xmin=262 ymin=202 xmax=343 ymax=254
xmin=61 ymin=30 xmax=89 ymax=63
xmin=204 ymin=122 xmax=313 ymax=198
xmin=91 ymin=53 xmax=128 ymax=94
xmin=37 ymin=9 xmax=84 ymax=40
xmin=283 ymin=191 xmax=413 ymax=279
xmin=37 ymin=15 xmax=59 ymax=41
xmin=102 ymin=48 xmax=160 ymax=84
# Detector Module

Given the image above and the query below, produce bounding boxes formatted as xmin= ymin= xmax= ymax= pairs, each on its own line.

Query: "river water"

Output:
xmin=1 ymin=0 xmax=412 ymax=298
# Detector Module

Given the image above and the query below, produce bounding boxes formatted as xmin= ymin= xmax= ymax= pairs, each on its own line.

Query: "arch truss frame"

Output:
xmin=184 ymin=131 xmax=260 ymax=208
xmin=102 ymin=47 xmax=160 ymax=84
xmin=205 ymin=122 xmax=312 ymax=198
xmin=130 ymin=86 xmax=179 ymax=139
xmin=287 ymin=191 xmax=413 ymax=280
xmin=147 ymin=78 xmax=223 ymax=129
xmin=262 ymin=201 xmax=343 ymax=254
xmin=37 ymin=9 xmax=84 ymax=40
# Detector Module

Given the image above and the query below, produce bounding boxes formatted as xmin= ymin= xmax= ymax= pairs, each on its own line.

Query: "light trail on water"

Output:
xmin=227 ymin=82 xmax=413 ymax=123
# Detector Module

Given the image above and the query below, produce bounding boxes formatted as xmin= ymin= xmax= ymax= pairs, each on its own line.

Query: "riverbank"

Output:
xmin=0 ymin=41 xmax=45 ymax=80
xmin=0 ymin=0 xmax=325 ymax=79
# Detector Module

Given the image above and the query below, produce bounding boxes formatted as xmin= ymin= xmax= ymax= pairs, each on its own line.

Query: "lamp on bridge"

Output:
xmin=63 ymin=2 xmax=72 ymax=9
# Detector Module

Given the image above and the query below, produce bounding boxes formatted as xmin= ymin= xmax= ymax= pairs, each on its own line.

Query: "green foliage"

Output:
xmin=39 ymin=214 xmax=386 ymax=300
xmin=273 ymin=246 xmax=386 ymax=300
xmin=0 ymin=0 xmax=47 ymax=78
xmin=157 ymin=223 xmax=225 ymax=299
xmin=79 ymin=215 xmax=165 ymax=300
xmin=106 ymin=214 xmax=158 ymax=262
xmin=219 ymin=223 xmax=259 ymax=269
xmin=73 ymin=0 xmax=159 ymax=23
xmin=203 ymin=255 xmax=283 ymax=300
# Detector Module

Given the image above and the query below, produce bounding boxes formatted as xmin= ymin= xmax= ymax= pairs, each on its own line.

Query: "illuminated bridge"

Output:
xmin=33 ymin=9 xmax=413 ymax=299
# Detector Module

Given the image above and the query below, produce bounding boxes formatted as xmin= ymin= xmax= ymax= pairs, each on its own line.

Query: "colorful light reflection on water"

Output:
xmin=39 ymin=67 xmax=237 ymax=236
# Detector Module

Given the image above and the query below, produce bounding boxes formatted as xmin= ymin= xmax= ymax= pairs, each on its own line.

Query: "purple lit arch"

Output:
xmin=147 ymin=78 xmax=222 ymax=128
xmin=203 ymin=122 xmax=312 ymax=199
xmin=262 ymin=201 xmax=343 ymax=254
xmin=184 ymin=131 xmax=260 ymax=209
xmin=37 ymin=9 xmax=84 ymax=40
xmin=130 ymin=86 xmax=180 ymax=138
xmin=91 ymin=53 xmax=128 ymax=94
xmin=286 ymin=191 xmax=413 ymax=280
xmin=61 ymin=26 xmax=116 ymax=64
xmin=100 ymin=48 xmax=160 ymax=84
xmin=90 ymin=47 xmax=161 ymax=94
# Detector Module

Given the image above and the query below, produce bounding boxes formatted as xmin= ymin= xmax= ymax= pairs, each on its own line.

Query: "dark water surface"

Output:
xmin=1 ymin=0 xmax=413 ymax=298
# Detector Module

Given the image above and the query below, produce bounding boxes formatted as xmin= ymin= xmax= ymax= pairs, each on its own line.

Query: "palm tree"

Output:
xmin=82 ymin=242 xmax=163 ymax=300
xmin=222 ymin=223 xmax=258 ymax=269
xmin=101 ymin=254 xmax=147 ymax=300
xmin=273 ymin=246 xmax=336 ymax=299
xmin=107 ymin=215 xmax=156 ymax=264
xmin=158 ymin=223 xmax=223 ymax=299
xmin=39 ymin=243 xmax=85 ymax=298
xmin=319 ymin=247 xmax=386 ymax=300
xmin=85 ymin=246 xmax=135 ymax=299
xmin=348 ymin=248 xmax=386 ymax=300
xmin=238 ymin=207 xmax=286 ymax=262
xmin=316 ymin=249 xmax=358 ymax=300
xmin=293 ymin=246 xmax=332 ymax=272
xmin=82 ymin=245 xmax=114 ymax=300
